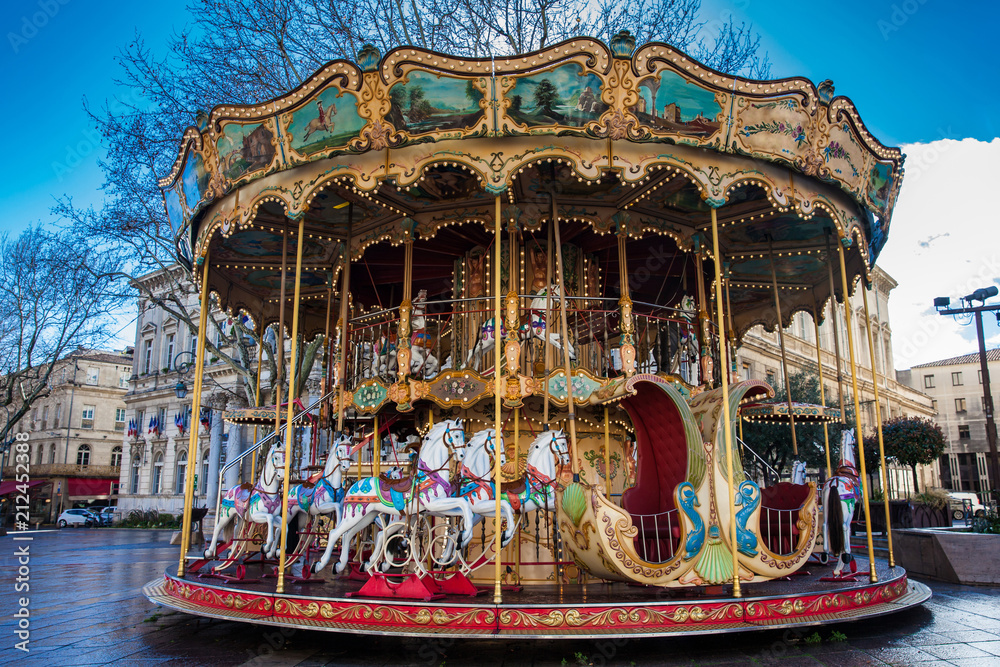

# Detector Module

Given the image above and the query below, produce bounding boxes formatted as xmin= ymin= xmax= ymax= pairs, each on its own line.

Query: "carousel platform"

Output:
xmin=144 ymin=557 xmax=929 ymax=639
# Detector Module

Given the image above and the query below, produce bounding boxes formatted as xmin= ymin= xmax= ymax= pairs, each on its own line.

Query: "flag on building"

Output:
xmin=148 ymin=415 xmax=160 ymax=437
xmin=175 ymin=410 xmax=187 ymax=435
xmin=200 ymin=408 xmax=211 ymax=430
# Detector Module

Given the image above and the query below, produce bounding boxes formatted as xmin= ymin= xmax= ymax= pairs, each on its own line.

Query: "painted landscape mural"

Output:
xmin=217 ymin=122 xmax=276 ymax=180
xmin=506 ymin=63 xmax=606 ymax=128
xmin=387 ymin=71 xmax=484 ymax=135
xmin=181 ymin=152 xmax=210 ymax=212
xmin=634 ymin=70 xmax=722 ymax=137
xmin=286 ymin=86 xmax=366 ymax=155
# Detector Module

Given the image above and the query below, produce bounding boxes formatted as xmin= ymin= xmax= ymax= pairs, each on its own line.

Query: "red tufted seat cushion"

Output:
xmin=759 ymin=482 xmax=810 ymax=554
xmin=619 ymin=382 xmax=688 ymax=559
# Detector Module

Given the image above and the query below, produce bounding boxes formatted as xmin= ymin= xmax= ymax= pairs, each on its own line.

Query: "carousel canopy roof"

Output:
xmin=159 ymin=33 xmax=903 ymax=338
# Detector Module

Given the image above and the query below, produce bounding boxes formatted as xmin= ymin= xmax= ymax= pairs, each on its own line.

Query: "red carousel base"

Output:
xmin=144 ymin=558 xmax=930 ymax=639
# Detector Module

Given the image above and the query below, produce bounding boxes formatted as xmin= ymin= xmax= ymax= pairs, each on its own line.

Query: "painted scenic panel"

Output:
xmin=287 ymin=87 xmax=366 ymax=155
xmin=182 ymin=152 xmax=210 ymax=212
xmin=867 ymin=162 xmax=893 ymax=210
xmin=634 ymin=70 xmax=722 ymax=138
xmin=387 ymin=71 xmax=484 ymax=135
xmin=217 ymin=122 xmax=276 ymax=180
xmin=506 ymin=63 xmax=605 ymax=128
xmin=163 ymin=186 xmax=184 ymax=232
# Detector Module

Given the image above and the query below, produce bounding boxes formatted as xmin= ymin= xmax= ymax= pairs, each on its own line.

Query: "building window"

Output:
xmin=48 ymin=444 xmax=55 ymax=464
xmin=956 ymin=398 xmax=967 ymax=413
xmin=111 ymin=446 xmax=122 ymax=468
xmin=114 ymin=408 xmax=126 ymax=432
xmin=953 ymin=372 xmax=963 ymax=386
xmin=201 ymin=450 xmax=210 ymax=494
xmin=81 ymin=405 xmax=95 ymax=429
xmin=54 ymin=404 xmax=61 ymax=429
xmin=143 ymin=339 xmax=153 ymax=374
xmin=165 ymin=334 xmax=175 ymax=371
xmin=158 ymin=407 xmax=167 ymax=435
xmin=931 ymin=399 xmax=938 ymax=413
xmin=130 ymin=456 xmax=141 ymax=494
xmin=924 ymin=375 xmax=935 ymax=389
xmin=980 ymin=370 xmax=984 ymax=384
xmin=41 ymin=405 xmax=48 ymax=430
xmin=176 ymin=452 xmax=187 ymax=494
xmin=35 ymin=445 xmax=43 ymax=465
xmin=766 ymin=371 xmax=776 ymax=388
xmin=119 ymin=371 xmax=130 ymax=388
xmin=959 ymin=425 xmax=971 ymax=440
xmin=86 ymin=367 xmax=99 ymax=385
xmin=741 ymin=362 xmax=751 ymax=381
xmin=152 ymin=453 xmax=164 ymax=494
xmin=136 ymin=410 xmax=145 ymax=437
xmin=76 ymin=444 xmax=91 ymax=467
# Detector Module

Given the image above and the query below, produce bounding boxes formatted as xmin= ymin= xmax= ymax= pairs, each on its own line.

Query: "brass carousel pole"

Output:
xmin=768 ymin=239 xmax=798 ymax=457
xmin=694 ymin=241 xmax=710 ymax=385
xmin=553 ymin=195 xmax=579 ymax=474
xmin=862 ymin=281 xmax=895 ymax=567
xmin=710 ymin=208 xmax=740 ymax=598
xmin=336 ymin=207 xmax=354 ymax=434
xmin=277 ymin=214 xmax=307 ymax=594
xmin=493 ymin=195 xmax=504 ymax=605
xmin=826 ymin=238 xmax=847 ymax=422
xmin=837 ymin=237 xmax=877 ymax=583
xmin=603 ymin=407 xmax=611 ymax=495
xmin=250 ymin=331 xmax=264 ymax=483
xmin=273 ymin=226 xmax=289 ymax=450
xmin=542 ymin=211 xmax=555 ymax=428
xmin=177 ymin=249 xmax=211 ymax=577
xmin=812 ymin=291 xmax=832 ymax=478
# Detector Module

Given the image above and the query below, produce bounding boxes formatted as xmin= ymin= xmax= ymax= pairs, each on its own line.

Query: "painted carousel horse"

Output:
xmin=365 ymin=427 xmax=517 ymax=573
xmin=501 ymin=430 xmax=571 ymax=515
xmin=456 ymin=428 xmax=517 ymax=545
xmin=372 ymin=334 xmax=397 ymax=379
xmin=312 ymin=419 xmax=474 ymax=574
xmin=465 ymin=285 xmax=576 ymax=371
xmin=285 ymin=440 xmax=352 ymax=531
xmin=823 ymin=429 xmax=863 ymax=576
xmin=205 ymin=442 xmax=285 ymax=559
xmin=409 ymin=290 xmax=440 ymax=378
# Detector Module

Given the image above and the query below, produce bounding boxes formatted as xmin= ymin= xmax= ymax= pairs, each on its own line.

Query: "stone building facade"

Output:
xmin=898 ymin=350 xmax=1000 ymax=494
xmin=737 ymin=267 xmax=938 ymax=496
xmin=2 ymin=348 xmax=132 ymax=523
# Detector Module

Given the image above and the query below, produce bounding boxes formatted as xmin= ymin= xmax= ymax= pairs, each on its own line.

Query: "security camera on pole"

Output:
xmin=935 ymin=285 xmax=1000 ymax=502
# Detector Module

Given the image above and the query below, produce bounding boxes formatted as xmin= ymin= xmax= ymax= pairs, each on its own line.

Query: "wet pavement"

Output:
xmin=2 ymin=529 xmax=1000 ymax=666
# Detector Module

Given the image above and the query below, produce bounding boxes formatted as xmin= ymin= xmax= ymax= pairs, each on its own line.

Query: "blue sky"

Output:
xmin=0 ymin=0 xmax=997 ymax=363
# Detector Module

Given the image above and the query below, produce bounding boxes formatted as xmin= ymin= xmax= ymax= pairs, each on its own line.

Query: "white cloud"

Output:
xmin=879 ymin=138 xmax=1000 ymax=370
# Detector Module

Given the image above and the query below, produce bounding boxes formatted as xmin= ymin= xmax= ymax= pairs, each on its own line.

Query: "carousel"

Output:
xmin=143 ymin=32 xmax=930 ymax=638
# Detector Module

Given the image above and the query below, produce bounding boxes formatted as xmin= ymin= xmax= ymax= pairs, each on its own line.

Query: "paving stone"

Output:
xmin=919 ymin=643 xmax=994 ymax=660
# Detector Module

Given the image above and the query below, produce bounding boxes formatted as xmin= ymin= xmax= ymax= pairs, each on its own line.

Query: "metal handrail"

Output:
xmin=736 ymin=436 xmax=779 ymax=484
xmin=212 ymin=388 xmax=338 ymax=516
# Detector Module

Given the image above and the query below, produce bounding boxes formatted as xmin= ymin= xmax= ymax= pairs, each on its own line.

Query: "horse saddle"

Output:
xmin=379 ymin=471 xmax=415 ymax=494
xmin=500 ymin=477 xmax=526 ymax=496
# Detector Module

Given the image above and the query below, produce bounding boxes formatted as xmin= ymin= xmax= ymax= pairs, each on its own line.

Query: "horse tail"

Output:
xmin=826 ymin=484 xmax=844 ymax=554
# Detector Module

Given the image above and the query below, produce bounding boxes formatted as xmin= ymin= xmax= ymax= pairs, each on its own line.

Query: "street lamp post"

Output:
xmin=936 ymin=287 xmax=1000 ymax=501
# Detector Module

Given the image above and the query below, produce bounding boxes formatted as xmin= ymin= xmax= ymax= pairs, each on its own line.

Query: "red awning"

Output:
xmin=66 ymin=477 xmax=116 ymax=497
xmin=0 ymin=480 xmax=46 ymax=496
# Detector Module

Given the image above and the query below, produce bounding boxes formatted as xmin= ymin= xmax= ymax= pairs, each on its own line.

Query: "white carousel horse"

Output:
xmin=823 ymin=429 xmax=862 ymax=576
xmin=455 ymin=428 xmax=517 ymax=545
xmin=364 ymin=427 xmax=517 ymax=573
xmin=312 ymin=419 xmax=474 ymax=574
xmin=791 ymin=460 xmax=807 ymax=485
xmin=373 ymin=334 xmax=397 ymax=379
xmin=500 ymin=430 xmax=571 ymax=514
xmin=285 ymin=440 xmax=352 ymax=531
xmin=465 ymin=285 xmax=576 ymax=371
xmin=205 ymin=442 xmax=285 ymax=559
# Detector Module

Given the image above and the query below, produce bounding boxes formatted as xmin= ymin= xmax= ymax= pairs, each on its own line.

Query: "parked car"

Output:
xmin=100 ymin=506 xmax=118 ymax=526
xmin=57 ymin=509 xmax=98 ymax=528
xmin=87 ymin=505 xmax=118 ymax=526
xmin=948 ymin=492 xmax=986 ymax=520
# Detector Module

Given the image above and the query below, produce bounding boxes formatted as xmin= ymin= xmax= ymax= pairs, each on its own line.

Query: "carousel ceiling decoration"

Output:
xmin=159 ymin=32 xmax=903 ymax=339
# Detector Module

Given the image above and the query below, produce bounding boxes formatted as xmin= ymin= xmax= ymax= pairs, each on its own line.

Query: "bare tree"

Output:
xmin=56 ymin=0 xmax=769 ymax=409
xmin=0 ymin=225 xmax=127 ymax=443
